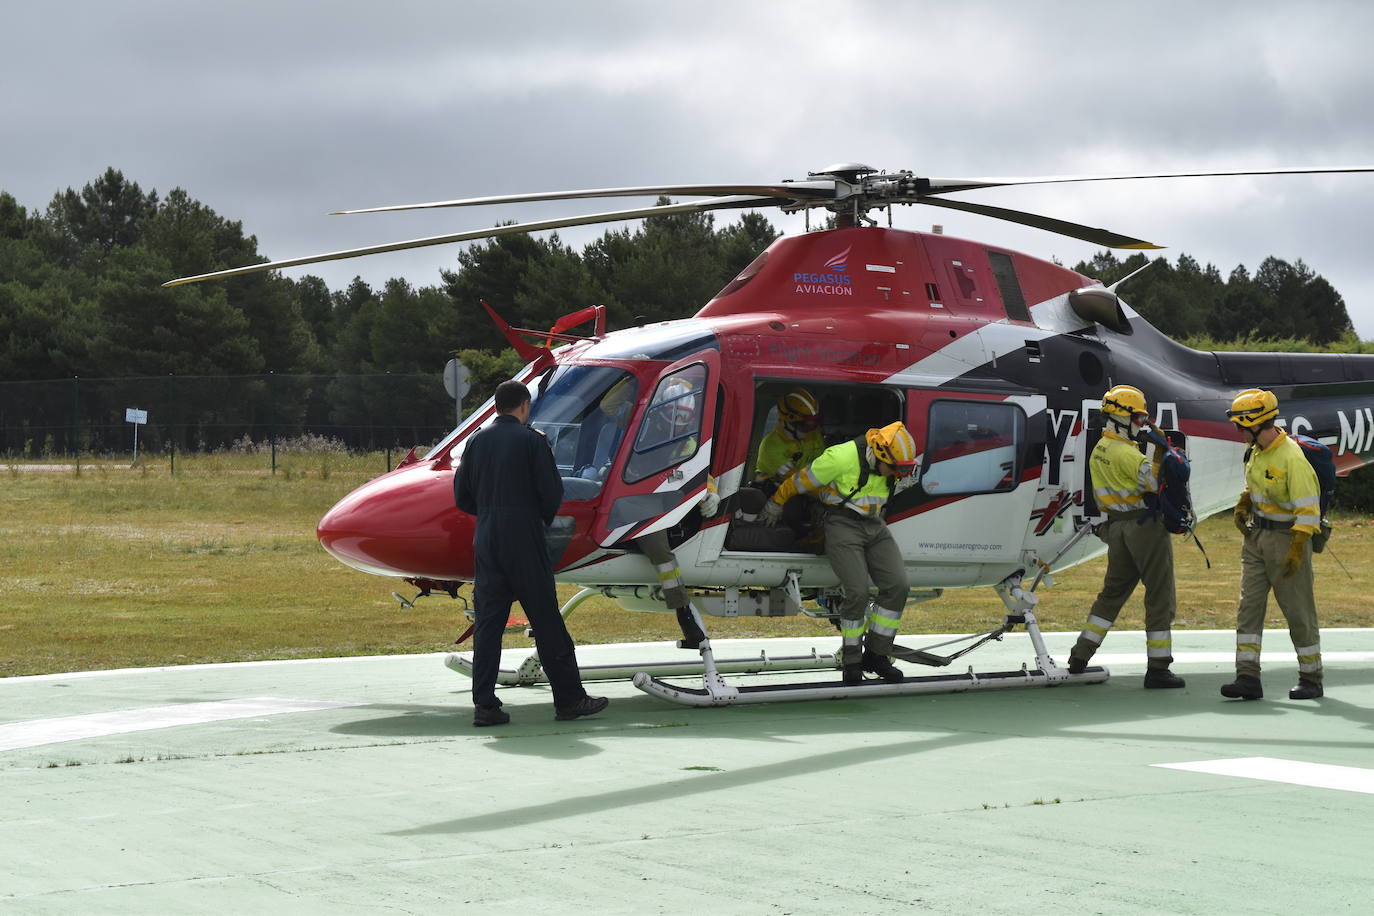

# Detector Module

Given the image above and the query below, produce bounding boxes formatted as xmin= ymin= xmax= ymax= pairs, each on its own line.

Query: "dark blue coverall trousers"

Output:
xmin=455 ymin=414 xmax=588 ymax=709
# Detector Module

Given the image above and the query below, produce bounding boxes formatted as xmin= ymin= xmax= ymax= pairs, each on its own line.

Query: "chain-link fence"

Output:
xmin=1 ymin=373 xmax=461 ymax=461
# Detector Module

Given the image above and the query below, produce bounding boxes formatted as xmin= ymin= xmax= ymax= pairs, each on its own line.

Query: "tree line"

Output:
xmin=0 ymin=167 xmax=1365 ymax=450
xmin=0 ymin=167 xmax=779 ymax=385
xmin=3 ymin=168 xmax=1362 ymax=382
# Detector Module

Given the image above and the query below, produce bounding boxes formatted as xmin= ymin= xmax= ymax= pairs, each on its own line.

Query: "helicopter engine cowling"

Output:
xmin=1067 ymin=286 xmax=1131 ymax=334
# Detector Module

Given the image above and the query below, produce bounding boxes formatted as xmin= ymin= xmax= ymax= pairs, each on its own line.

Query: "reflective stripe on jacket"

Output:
xmin=774 ymin=439 xmax=890 ymax=516
xmin=1245 ymin=429 xmax=1321 ymax=535
xmin=1090 ymin=429 xmax=1157 ymax=513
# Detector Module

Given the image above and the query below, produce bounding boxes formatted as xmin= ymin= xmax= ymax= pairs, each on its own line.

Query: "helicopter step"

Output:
xmin=632 ymin=664 xmax=1110 ymax=707
xmin=443 ymin=648 xmax=837 ymax=686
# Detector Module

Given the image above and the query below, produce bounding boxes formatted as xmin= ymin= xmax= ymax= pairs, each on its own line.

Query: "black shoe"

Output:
xmin=554 ymin=695 xmax=609 ymax=721
xmin=1220 ymin=675 xmax=1264 ymax=700
xmin=1289 ymin=680 xmax=1324 ymax=700
xmin=1144 ymin=668 xmax=1186 ymax=689
xmin=675 ymin=607 xmax=705 ymax=650
xmin=862 ymin=650 xmax=903 ymax=684
xmin=1067 ymin=656 xmax=1088 ymax=675
xmin=473 ymin=705 xmax=510 ymax=727
xmin=842 ymin=664 xmax=864 ymax=686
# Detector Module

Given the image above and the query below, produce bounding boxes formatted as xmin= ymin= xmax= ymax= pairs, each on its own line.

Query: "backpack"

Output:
xmin=1292 ymin=433 xmax=1337 ymax=519
xmin=1141 ymin=426 xmax=1210 ymax=566
xmin=1293 ymin=433 xmax=1337 ymax=552
xmin=1140 ymin=427 xmax=1194 ymax=535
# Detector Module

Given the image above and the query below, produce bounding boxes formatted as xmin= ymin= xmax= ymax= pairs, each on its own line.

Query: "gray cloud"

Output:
xmin=6 ymin=0 xmax=1374 ymax=334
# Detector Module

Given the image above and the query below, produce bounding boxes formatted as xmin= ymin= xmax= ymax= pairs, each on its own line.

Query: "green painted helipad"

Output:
xmin=4 ymin=629 xmax=1374 ymax=913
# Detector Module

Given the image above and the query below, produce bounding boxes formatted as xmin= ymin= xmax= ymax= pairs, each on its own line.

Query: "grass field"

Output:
xmin=3 ymin=455 xmax=1371 ymax=677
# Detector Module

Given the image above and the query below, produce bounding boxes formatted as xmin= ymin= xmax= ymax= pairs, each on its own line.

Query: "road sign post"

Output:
xmin=443 ymin=359 xmax=471 ymax=429
xmin=125 ymin=407 xmax=148 ymax=464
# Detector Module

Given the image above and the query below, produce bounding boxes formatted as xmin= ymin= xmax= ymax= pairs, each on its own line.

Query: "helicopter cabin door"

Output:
xmin=592 ymin=350 xmax=721 ymax=548
xmin=892 ymin=389 xmax=1047 ymax=566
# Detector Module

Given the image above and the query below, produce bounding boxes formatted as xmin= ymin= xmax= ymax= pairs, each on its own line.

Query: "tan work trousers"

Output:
xmin=1071 ymin=511 xmax=1176 ymax=669
xmin=824 ymin=510 xmax=908 ymax=664
xmin=1234 ymin=527 xmax=1322 ymax=682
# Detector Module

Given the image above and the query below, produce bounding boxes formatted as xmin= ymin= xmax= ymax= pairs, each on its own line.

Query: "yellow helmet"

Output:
xmin=777 ymin=388 xmax=821 ymax=430
xmin=866 ymin=421 xmax=918 ymax=477
xmin=1227 ymin=388 xmax=1279 ymax=428
xmin=1101 ymin=385 xmax=1147 ymax=420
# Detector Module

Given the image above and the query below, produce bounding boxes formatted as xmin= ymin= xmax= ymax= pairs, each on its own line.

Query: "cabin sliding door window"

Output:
xmin=921 ymin=399 xmax=1025 ymax=496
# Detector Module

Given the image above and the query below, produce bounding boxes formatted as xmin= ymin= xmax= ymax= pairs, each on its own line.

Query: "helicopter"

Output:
xmin=167 ymin=163 xmax=1374 ymax=706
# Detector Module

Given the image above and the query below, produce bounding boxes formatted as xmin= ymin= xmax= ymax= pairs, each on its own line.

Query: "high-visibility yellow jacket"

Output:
xmin=1090 ymin=428 xmax=1158 ymax=513
xmin=772 ymin=439 xmax=891 ymax=516
xmin=1245 ymin=429 xmax=1320 ymax=535
xmin=755 ymin=427 xmax=825 ymax=481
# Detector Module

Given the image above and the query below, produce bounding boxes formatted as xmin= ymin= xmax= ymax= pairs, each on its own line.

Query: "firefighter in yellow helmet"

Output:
xmin=755 ymin=388 xmax=826 ymax=487
xmin=1066 ymin=385 xmax=1185 ymax=688
xmin=1221 ymin=388 xmax=1324 ymax=701
xmin=761 ymin=420 xmax=916 ymax=684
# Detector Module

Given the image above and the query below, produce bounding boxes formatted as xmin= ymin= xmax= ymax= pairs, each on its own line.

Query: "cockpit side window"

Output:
xmin=624 ymin=364 xmax=707 ymax=483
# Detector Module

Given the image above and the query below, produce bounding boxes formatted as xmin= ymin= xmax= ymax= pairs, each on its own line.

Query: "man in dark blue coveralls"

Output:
xmin=455 ymin=380 xmax=608 ymax=727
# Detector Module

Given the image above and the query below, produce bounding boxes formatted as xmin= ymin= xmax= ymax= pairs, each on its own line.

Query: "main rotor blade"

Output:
xmin=163 ymin=195 xmax=777 ymax=286
xmin=916 ymin=196 xmax=1163 ymax=249
xmin=920 ymin=166 xmax=1374 ymax=195
xmin=333 ymin=181 xmax=836 ymax=215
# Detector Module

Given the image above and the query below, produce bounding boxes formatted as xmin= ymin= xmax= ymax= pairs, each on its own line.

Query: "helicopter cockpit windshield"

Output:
xmin=527 ymin=365 xmax=638 ymax=500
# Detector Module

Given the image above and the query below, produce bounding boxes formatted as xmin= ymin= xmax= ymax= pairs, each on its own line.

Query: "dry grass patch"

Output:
xmin=2 ymin=464 xmax=1371 ymax=676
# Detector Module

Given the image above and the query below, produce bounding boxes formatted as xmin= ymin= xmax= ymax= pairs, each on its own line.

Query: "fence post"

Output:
xmin=169 ymin=373 xmax=176 ymax=475
xmin=72 ymin=376 xmax=80 ymax=473
xmin=269 ymin=370 xmax=277 ymax=475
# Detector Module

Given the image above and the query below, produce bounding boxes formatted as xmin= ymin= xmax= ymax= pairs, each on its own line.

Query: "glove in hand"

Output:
xmin=1282 ymin=530 xmax=1311 ymax=577
xmin=759 ymin=500 xmax=784 ymax=527
xmin=1232 ymin=493 xmax=1252 ymax=536
xmin=698 ymin=491 xmax=720 ymax=517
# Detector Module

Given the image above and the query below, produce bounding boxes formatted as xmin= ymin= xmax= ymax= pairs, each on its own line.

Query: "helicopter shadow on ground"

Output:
xmin=379 ymin=663 xmax=1374 ymax=837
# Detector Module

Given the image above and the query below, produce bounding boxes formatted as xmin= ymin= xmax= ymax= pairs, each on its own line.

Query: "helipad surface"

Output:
xmin=4 ymin=629 xmax=1374 ymax=914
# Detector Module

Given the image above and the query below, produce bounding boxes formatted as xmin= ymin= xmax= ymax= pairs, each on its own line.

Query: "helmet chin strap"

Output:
xmin=1108 ymin=415 xmax=1136 ymax=437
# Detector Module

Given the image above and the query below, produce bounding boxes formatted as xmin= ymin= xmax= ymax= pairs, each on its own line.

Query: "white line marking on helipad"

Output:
xmin=1155 ymin=757 xmax=1374 ymax=795
xmin=0 ymin=697 xmax=363 ymax=751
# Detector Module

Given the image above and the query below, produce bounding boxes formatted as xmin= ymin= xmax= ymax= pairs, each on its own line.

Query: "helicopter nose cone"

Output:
xmin=317 ymin=464 xmax=473 ymax=580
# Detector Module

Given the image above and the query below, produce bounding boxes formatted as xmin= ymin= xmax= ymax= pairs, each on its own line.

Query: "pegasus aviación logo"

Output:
xmin=793 ymin=247 xmax=854 ymax=296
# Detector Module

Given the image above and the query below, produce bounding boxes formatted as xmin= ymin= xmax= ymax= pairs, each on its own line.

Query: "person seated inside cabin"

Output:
xmin=754 ymin=387 xmax=826 ymax=492
xmin=749 ymin=387 xmax=826 ymax=536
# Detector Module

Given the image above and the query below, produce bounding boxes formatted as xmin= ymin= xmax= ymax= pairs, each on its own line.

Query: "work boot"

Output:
xmin=675 ymin=607 xmax=705 ymax=650
xmin=862 ymin=650 xmax=903 ymax=684
xmin=1220 ymin=675 xmax=1264 ymax=700
xmin=842 ymin=664 xmax=864 ymax=686
xmin=473 ymin=705 xmax=510 ymax=727
xmin=1144 ymin=667 xmax=1186 ymax=689
xmin=1289 ymin=680 xmax=1324 ymax=700
xmin=1067 ymin=656 xmax=1088 ymax=675
xmin=554 ymin=695 xmax=609 ymax=721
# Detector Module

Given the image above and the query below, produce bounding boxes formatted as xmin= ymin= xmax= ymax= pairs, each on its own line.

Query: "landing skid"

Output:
xmin=634 ymin=571 xmax=1110 ymax=707
xmin=633 ymin=665 xmax=1109 ymax=707
xmin=444 ymin=648 xmax=837 ymax=686
xmin=444 ymin=572 xmax=1112 ymax=707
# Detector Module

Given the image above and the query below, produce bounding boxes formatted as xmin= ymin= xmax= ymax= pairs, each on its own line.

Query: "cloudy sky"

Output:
xmin=7 ymin=0 xmax=1374 ymax=336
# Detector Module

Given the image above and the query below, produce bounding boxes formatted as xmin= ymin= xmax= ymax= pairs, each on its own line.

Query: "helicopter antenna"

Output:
xmin=1107 ymin=257 xmax=1162 ymax=293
